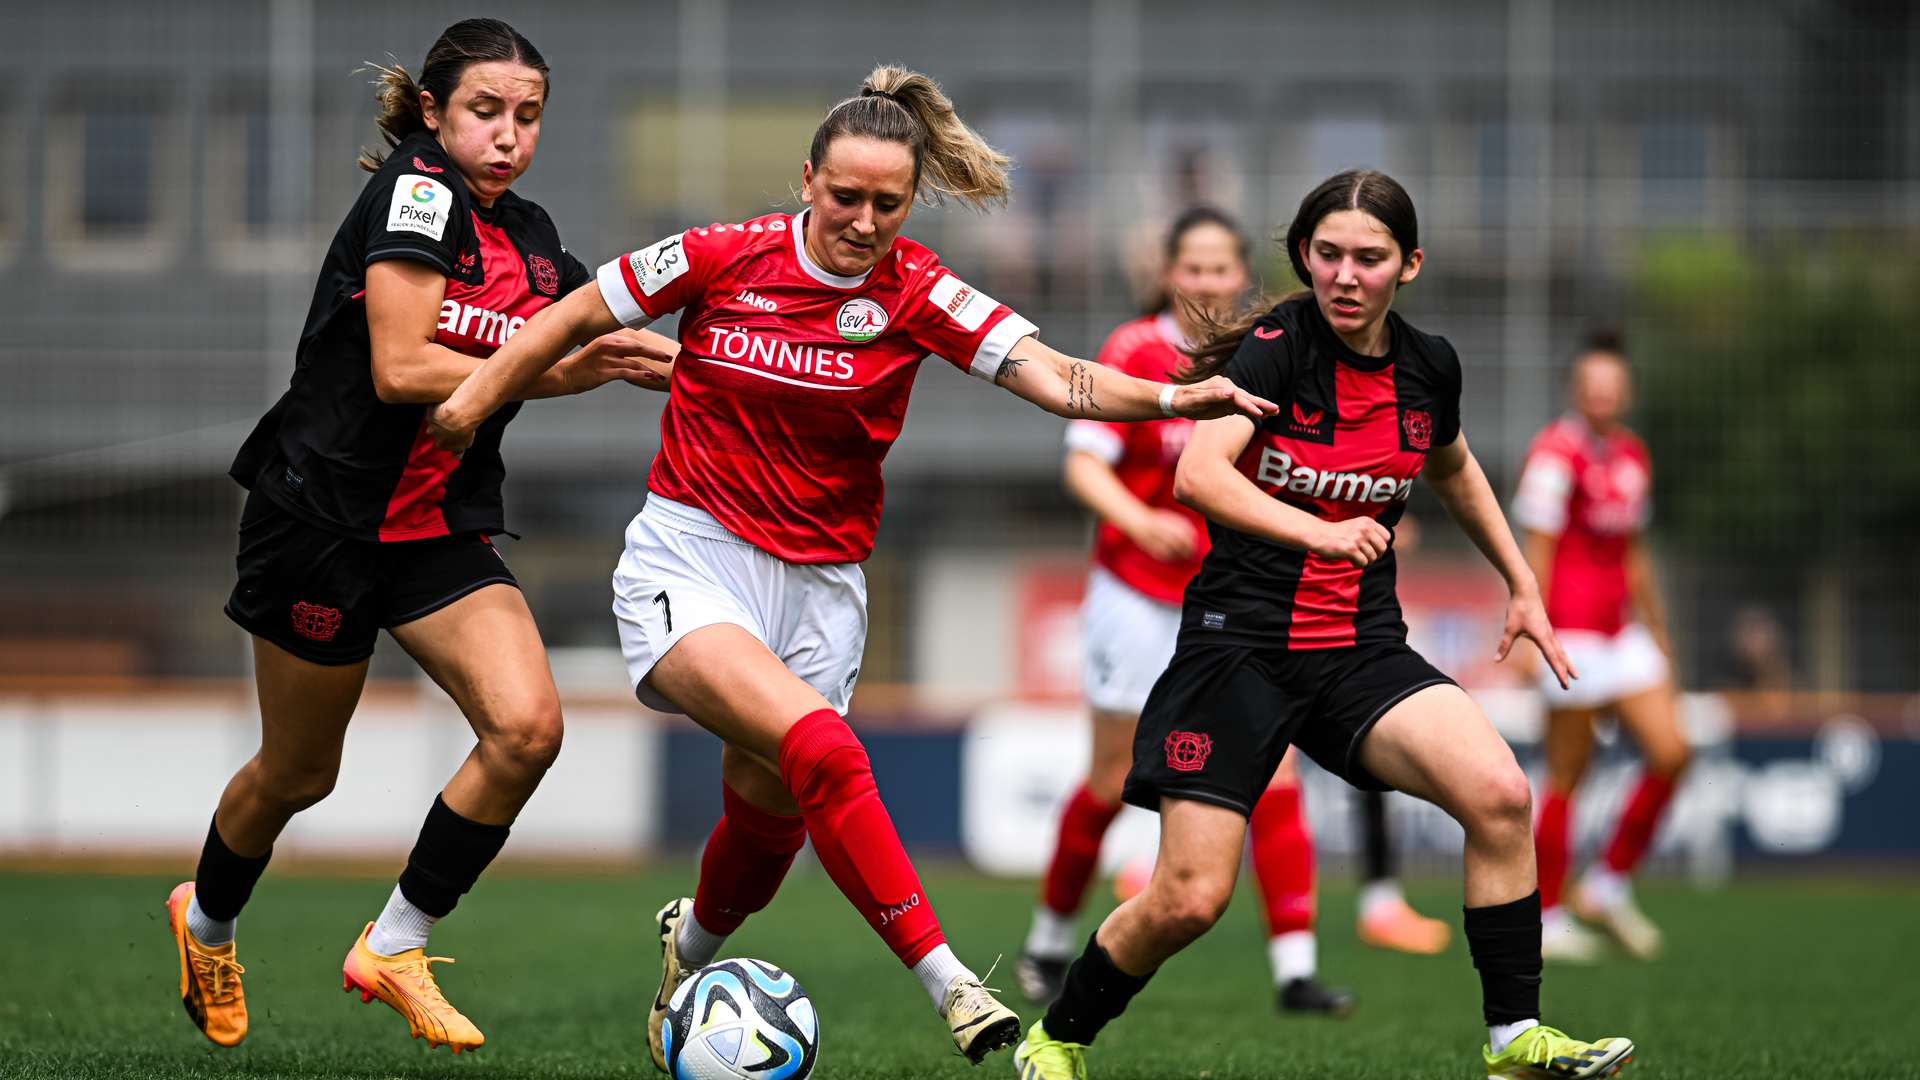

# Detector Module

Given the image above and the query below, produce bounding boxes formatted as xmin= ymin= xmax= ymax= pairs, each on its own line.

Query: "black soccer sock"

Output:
xmin=193 ymin=816 xmax=273 ymax=922
xmin=395 ymin=794 xmax=512 ymax=919
xmin=1463 ymin=890 xmax=1543 ymax=1025
xmin=1042 ymin=933 xmax=1155 ymax=1047
xmin=1361 ymin=789 xmax=1395 ymax=883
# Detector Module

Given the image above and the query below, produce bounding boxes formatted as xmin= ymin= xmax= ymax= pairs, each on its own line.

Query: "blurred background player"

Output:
xmin=164 ymin=19 xmax=676 ymax=1054
xmin=1016 ymin=208 xmax=1354 ymax=1016
xmin=1013 ymin=170 xmax=1632 ymax=1080
xmin=1514 ymin=331 xmax=1687 ymax=961
xmin=427 ymin=66 xmax=1275 ymax=1070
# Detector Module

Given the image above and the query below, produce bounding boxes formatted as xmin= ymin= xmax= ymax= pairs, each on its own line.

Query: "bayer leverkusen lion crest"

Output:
xmin=529 ymin=254 xmax=559 ymax=296
xmin=290 ymin=602 xmax=343 ymax=643
xmin=1403 ymin=408 xmax=1433 ymax=450
xmin=1164 ymin=730 xmax=1213 ymax=772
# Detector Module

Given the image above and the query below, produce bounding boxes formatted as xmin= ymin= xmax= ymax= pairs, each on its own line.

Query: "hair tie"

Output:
xmin=862 ymin=87 xmax=900 ymax=103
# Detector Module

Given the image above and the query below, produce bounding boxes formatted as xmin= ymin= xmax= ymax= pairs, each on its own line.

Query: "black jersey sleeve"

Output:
xmin=1429 ymin=334 xmax=1464 ymax=447
xmin=1219 ymin=309 xmax=1296 ymax=404
xmin=558 ymin=248 xmax=592 ymax=294
xmin=358 ymin=139 xmax=470 ymax=275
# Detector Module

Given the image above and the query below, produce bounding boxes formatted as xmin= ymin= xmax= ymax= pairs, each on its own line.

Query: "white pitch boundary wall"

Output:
xmin=0 ymin=691 xmax=661 ymax=860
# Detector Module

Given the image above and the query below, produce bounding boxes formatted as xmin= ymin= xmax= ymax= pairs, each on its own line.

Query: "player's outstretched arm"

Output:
xmin=992 ymin=336 xmax=1277 ymax=422
xmin=429 ymin=285 xmax=629 ymax=452
xmin=1172 ymin=414 xmax=1390 ymax=567
xmin=1424 ymin=433 xmax=1577 ymax=688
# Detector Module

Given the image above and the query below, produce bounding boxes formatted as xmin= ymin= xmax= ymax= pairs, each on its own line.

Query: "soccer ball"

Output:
xmin=660 ymin=958 xmax=819 ymax=1080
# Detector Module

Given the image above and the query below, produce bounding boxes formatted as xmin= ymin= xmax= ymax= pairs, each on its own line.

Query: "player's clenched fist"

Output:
xmin=1310 ymin=517 xmax=1391 ymax=567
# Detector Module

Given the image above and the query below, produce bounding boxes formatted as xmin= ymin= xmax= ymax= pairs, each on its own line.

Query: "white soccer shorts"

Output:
xmin=1537 ymin=623 xmax=1670 ymax=709
xmin=611 ymin=494 xmax=867 ymax=715
xmin=1081 ymin=565 xmax=1183 ymax=715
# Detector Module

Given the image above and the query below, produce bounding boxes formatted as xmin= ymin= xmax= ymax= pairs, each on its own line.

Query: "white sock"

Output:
xmin=185 ymin=891 xmax=235 ymax=947
xmin=365 ymin=885 xmax=438 ymax=956
xmin=674 ymin=906 xmax=726 ymax=969
xmin=1268 ymin=930 xmax=1316 ymax=984
xmin=1542 ymin=905 xmax=1576 ymax=930
xmin=912 ymin=943 xmax=975 ymax=1009
xmin=1023 ymin=905 xmax=1078 ymax=959
xmin=1358 ymin=878 xmax=1405 ymax=919
xmin=1581 ymin=867 xmax=1629 ymax=910
xmin=1489 ymin=1018 xmax=1539 ymax=1055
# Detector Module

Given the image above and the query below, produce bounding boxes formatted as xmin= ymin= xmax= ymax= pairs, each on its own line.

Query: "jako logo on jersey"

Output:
xmin=1290 ymin=402 xmax=1324 ymax=432
xmin=438 ymin=300 xmax=527 ymax=347
xmin=1255 ymin=447 xmax=1413 ymax=503
xmin=836 ymin=297 xmax=887 ymax=342
xmin=528 ymin=253 xmax=559 ymax=296
xmin=736 ymin=290 xmax=778 ymax=312
xmin=411 ymin=156 xmax=445 ymax=174
xmin=1165 ymin=731 xmax=1213 ymax=772
xmin=387 ymin=174 xmax=450 ymax=241
xmin=702 ymin=326 xmax=856 ymax=380
xmin=1403 ymin=409 xmax=1433 ymax=450
xmin=290 ymin=602 xmax=342 ymax=643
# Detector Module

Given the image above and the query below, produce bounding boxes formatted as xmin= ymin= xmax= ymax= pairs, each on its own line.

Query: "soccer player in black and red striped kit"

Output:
xmin=1013 ymin=171 xmax=1636 ymax=1080
xmin=163 ymin=20 xmax=675 ymax=1054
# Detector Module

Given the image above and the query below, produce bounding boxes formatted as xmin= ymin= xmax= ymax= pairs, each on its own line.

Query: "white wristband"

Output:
xmin=1157 ymin=382 xmax=1179 ymax=418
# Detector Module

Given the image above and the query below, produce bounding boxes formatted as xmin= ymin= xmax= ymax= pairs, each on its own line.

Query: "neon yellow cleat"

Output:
xmin=165 ymin=881 xmax=248 ymax=1047
xmin=1483 ymin=1024 xmax=1633 ymax=1079
xmin=341 ymin=922 xmax=484 ymax=1053
xmin=1012 ymin=1020 xmax=1087 ymax=1080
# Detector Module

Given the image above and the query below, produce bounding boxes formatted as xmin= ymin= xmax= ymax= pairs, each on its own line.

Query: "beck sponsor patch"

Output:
xmin=926 ymin=273 xmax=997 ymax=333
xmin=628 ymin=233 xmax=689 ymax=296
xmin=386 ymin=174 xmax=452 ymax=241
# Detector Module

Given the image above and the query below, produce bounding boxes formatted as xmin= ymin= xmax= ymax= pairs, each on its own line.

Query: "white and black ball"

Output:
xmin=659 ymin=958 xmax=819 ymax=1080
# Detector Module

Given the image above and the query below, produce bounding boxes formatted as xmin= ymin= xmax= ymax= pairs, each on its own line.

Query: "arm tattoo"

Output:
xmin=1065 ymin=361 xmax=1101 ymax=417
xmin=993 ymin=356 xmax=1026 ymax=384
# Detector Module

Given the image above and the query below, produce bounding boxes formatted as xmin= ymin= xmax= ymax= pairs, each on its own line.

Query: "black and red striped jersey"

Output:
xmin=1181 ymin=295 xmax=1462 ymax=650
xmin=230 ymin=131 xmax=590 ymax=541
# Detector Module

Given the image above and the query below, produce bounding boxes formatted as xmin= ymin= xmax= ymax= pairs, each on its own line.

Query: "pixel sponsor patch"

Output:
xmin=386 ymin=174 xmax=451 ymax=241
xmin=926 ymin=273 xmax=998 ymax=333
xmin=629 ymin=233 xmax=690 ymax=296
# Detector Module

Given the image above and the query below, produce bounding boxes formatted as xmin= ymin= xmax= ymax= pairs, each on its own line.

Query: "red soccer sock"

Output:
xmin=1602 ymin=771 xmax=1677 ymax=875
xmin=1040 ymin=784 xmax=1123 ymax=916
xmin=779 ymin=709 xmax=945 ymax=967
xmin=1536 ymin=788 xmax=1573 ymax=911
xmin=693 ymin=783 xmax=808 ymax=935
xmin=1248 ymin=784 xmax=1315 ymax=937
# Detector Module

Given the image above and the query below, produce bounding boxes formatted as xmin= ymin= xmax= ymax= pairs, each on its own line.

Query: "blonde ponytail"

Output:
xmin=809 ymin=65 xmax=1012 ymax=211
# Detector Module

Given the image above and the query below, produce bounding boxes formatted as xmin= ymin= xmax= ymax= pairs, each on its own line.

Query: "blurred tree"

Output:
xmin=1632 ymin=236 xmax=1920 ymax=558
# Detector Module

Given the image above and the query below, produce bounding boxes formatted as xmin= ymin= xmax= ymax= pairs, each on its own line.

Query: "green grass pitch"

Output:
xmin=3 ymin=865 xmax=1915 ymax=1078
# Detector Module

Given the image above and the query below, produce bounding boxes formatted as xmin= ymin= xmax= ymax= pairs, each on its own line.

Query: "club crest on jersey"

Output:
xmin=528 ymin=254 xmax=558 ymax=296
xmin=1403 ymin=409 xmax=1433 ymax=450
xmin=1165 ymin=731 xmax=1213 ymax=773
xmin=836 ymin=298 xmax=888 ymax=342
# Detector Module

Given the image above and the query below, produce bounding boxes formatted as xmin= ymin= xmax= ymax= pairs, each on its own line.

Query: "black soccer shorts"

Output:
xmin=224 ymin=490 xmax=519 ymax=665
xmin=1123 ymin=638 xmax=1456 ymax=813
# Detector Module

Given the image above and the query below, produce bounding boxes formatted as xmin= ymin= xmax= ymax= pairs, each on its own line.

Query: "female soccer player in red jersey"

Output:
xmin=1015 ymin=207 xmax=1353 ymax=1017
xmin=429 ymin=67 xmax=1274 ymax=1069
xmin=1514 ymin=332 xmax=1686 ymax=962
xmin=163 ymin=19 xmax=676 ymax=1054
xmin=1010 ymin=171 xmax=1635 ymax=1080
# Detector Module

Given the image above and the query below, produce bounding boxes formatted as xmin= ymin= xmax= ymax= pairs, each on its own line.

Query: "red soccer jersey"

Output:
xmin=1511 ymin=415 xmax=1653 ymax=635
xmin=1064 ymin=314 xmax=1209 ymax=604
xmin=596 ymin=211 xmax=1037 ymax=563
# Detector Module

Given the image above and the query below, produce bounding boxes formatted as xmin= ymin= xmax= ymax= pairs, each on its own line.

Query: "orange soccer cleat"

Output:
xmin=341 ymin=922 xmax=484 ymax=1053
xmin=165 ymin=881 xmax=249 ymax=1047
xmin=1356 ymin=894 xmax=1453 ymax=956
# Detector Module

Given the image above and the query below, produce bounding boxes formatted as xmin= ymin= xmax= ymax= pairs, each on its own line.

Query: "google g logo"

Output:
xmin=410 ymin=181 xmax=438 ymax=203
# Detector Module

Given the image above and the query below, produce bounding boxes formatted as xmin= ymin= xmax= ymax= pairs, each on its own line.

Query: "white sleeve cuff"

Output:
xmin=1064 ymin=420 xmax=1125 ymax=465
xmin=596 ymin=258 xmax=653 ymax=329
xmin=1511 ymin=457 xmax=1571 ymax=535
xmin=966 ymin=314 xmax=1039 ymax=381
